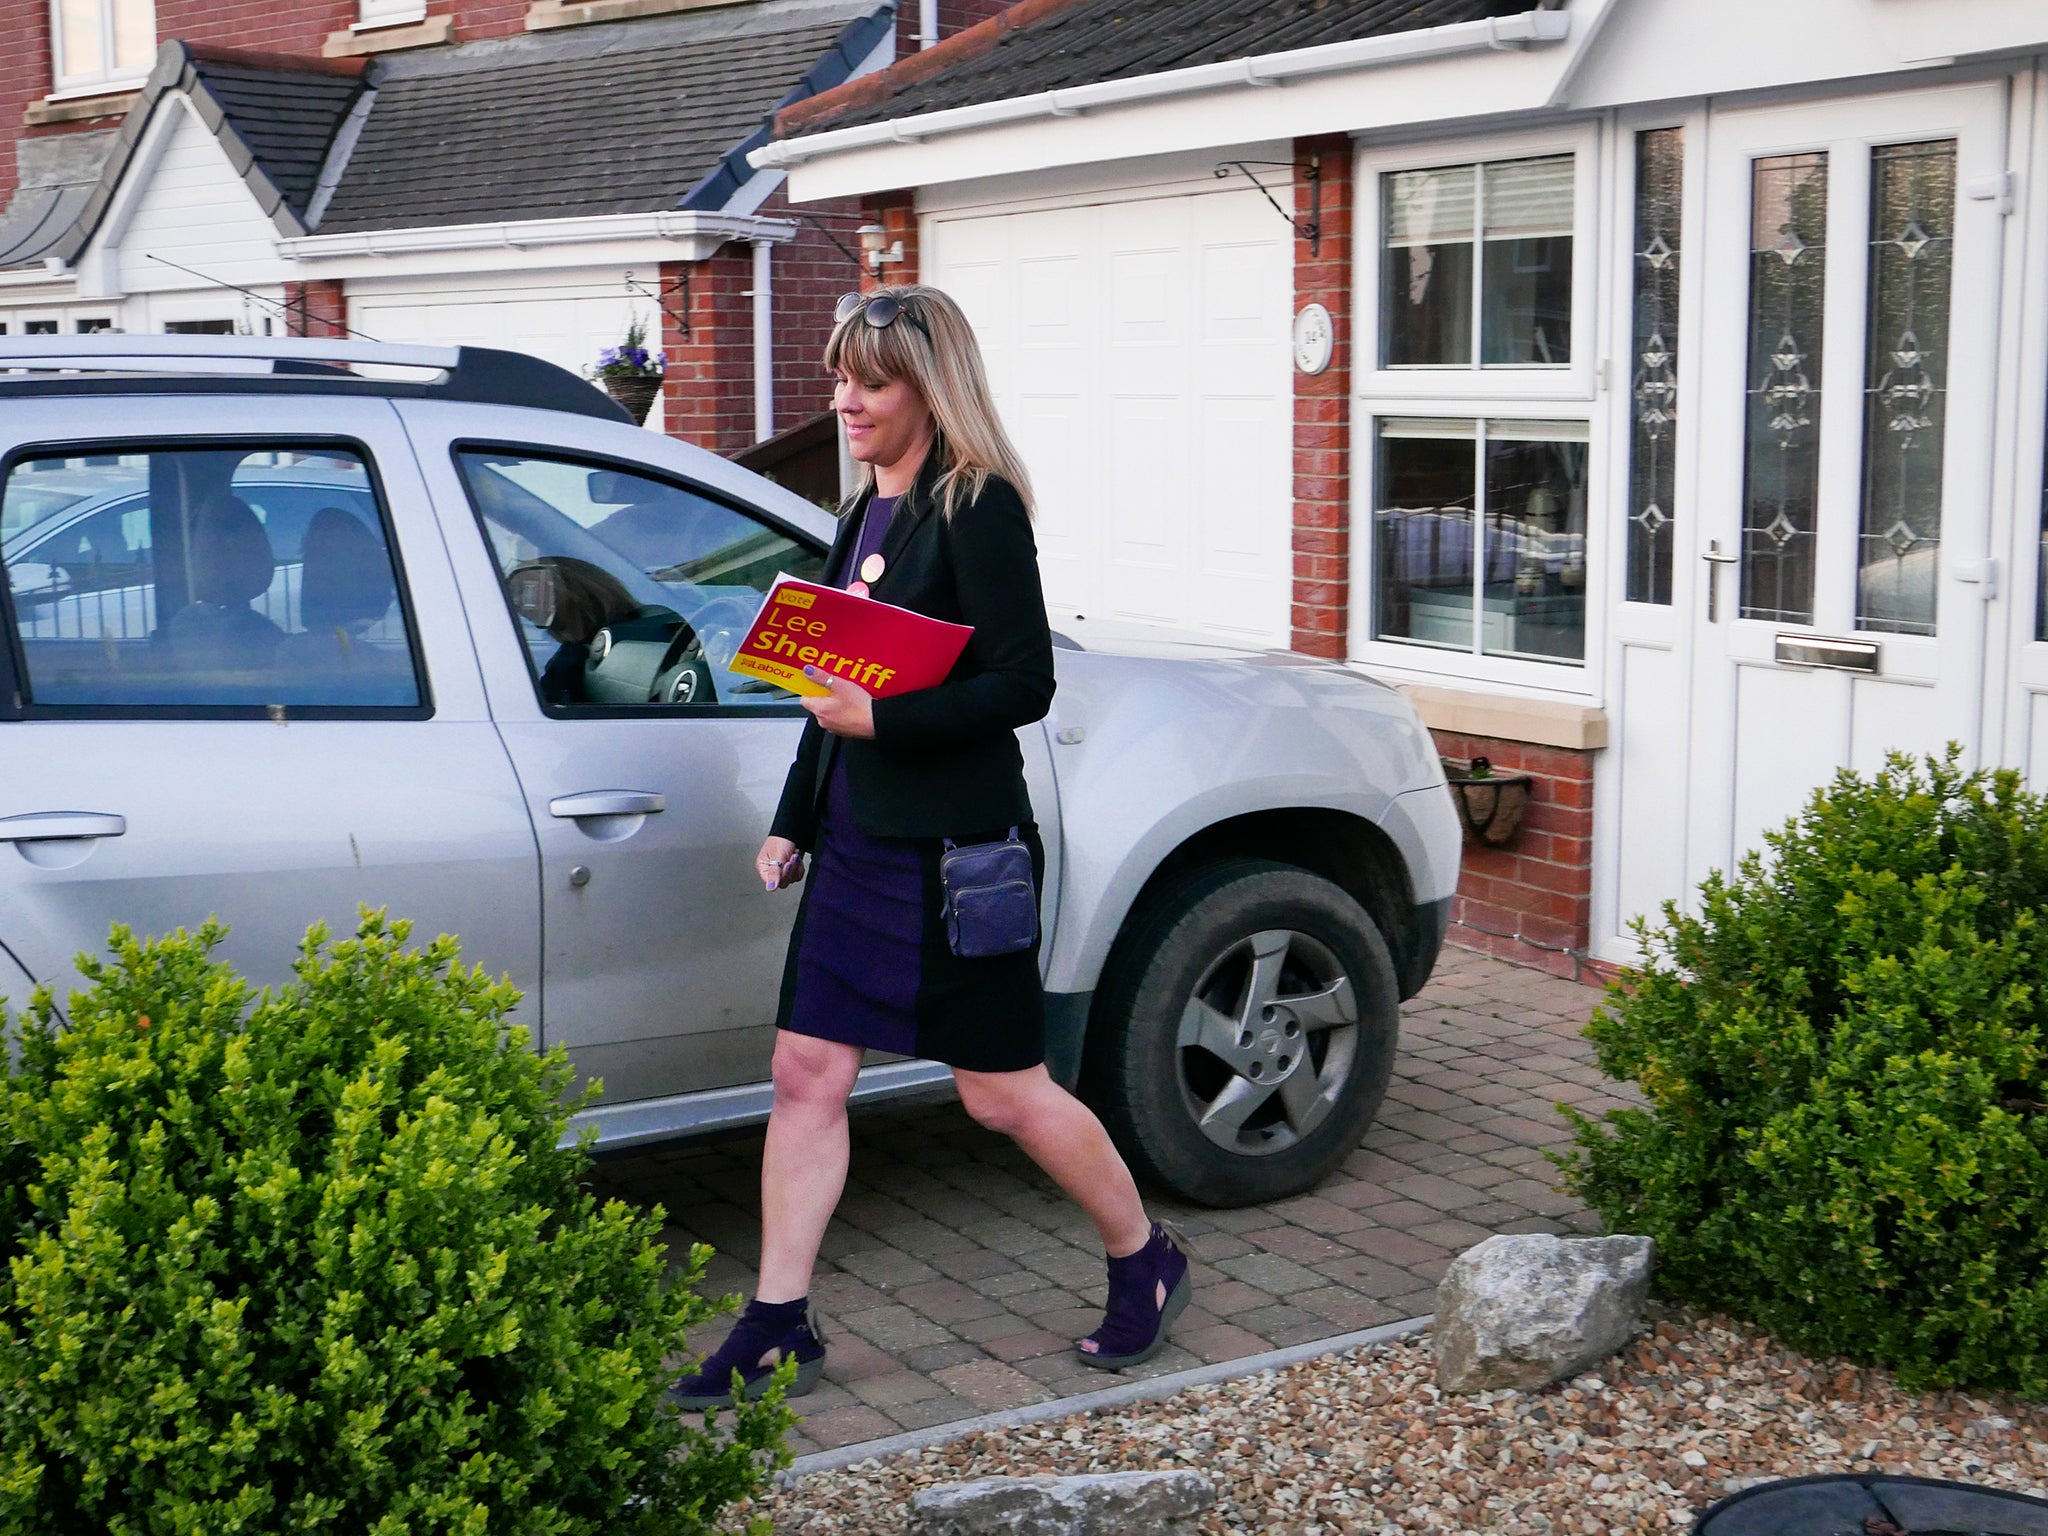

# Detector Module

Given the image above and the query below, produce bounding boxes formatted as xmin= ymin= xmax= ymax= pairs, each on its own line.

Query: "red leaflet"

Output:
xmin=730 ymin=576 xmax=972 ymax=698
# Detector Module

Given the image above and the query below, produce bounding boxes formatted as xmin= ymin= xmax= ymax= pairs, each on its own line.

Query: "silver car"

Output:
xmin=0 ymin=335 xmax=1459 ymax=1207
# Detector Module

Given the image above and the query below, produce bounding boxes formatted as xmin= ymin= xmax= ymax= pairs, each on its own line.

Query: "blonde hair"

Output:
xmin=824 ymin=284 xmax=1034 ymax=521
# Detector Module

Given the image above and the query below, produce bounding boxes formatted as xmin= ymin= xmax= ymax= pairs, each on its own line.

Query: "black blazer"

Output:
xmin=770 ymin=453 xmax=1055 ymax=845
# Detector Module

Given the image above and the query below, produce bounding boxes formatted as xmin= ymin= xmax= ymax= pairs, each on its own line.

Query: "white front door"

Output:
xmin=1686 ymin=83 xmax=2010 ymax=887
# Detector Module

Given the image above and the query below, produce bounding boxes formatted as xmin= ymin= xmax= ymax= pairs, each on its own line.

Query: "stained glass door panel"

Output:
xmin=1682 ymin=85 xmax=2005 ymax=908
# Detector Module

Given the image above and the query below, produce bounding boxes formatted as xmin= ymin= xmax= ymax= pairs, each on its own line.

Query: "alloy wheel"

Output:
xmin=1174 ymin=927 xmax=1358 ymax=1157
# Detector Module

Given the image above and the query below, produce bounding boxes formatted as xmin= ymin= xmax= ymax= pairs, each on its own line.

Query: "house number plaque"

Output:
xmin=1292 ymin=303 xmax=1334 ymax=375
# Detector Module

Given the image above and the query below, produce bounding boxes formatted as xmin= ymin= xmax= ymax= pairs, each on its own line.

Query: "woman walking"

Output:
xmin=669 ymin=285 xmax=1190 ymax=1410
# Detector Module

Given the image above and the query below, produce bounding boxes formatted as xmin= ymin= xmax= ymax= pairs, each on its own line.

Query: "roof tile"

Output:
xmin=790 ymin=0 xmax=1552 ymax=136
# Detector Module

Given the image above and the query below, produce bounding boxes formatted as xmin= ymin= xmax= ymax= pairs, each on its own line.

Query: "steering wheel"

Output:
xmin=581 ymin=606 xmax=717 ymax=707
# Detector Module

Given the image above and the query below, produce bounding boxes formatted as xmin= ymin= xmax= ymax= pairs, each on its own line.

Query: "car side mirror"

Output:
xmin=586 ymin=470 xmax=633 ymax=504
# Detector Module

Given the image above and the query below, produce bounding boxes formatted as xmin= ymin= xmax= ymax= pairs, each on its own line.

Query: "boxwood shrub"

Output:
xmin=1560 ymin=751 xmax=2048 ymax=1395
xmin=0 ymin=914 xmax=790 ymax=1534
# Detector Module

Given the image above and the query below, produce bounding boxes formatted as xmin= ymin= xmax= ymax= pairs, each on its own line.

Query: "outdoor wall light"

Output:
xmin=857 ymin=223 xmax=904 ymax=272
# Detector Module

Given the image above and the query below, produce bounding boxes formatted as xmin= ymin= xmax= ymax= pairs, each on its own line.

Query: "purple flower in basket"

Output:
xmin=592 ymin=319 xmax=666 ymax=381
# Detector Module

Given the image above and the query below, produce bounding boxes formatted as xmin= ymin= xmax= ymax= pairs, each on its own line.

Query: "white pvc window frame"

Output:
xmin=354 ymin=0 xmax=429 ymax=30
xmin=48 ymin=0 xmax=155 ymax=93
xmin=1356 ymin=122 xmax=1602 ymax=405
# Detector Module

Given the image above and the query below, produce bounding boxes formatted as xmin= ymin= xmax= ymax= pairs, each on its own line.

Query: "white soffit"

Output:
xmin=763 ymin=8 xmax=1586 ymax=201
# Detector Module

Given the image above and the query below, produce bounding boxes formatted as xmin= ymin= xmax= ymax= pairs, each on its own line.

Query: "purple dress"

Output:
xmin=780 ymin=496 xmax=924 ymax=1057
xmin=775 ymin=494 xmax=1048 ymax=1072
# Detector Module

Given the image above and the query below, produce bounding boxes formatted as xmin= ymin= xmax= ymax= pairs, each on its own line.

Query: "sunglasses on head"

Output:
xmin=834 ymin=291 xmax=930 ymax=337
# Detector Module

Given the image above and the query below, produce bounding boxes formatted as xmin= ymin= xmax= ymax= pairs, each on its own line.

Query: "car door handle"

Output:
xmin=548 ymin=791 xmax=666 ymax=819
xmin=0 ymin=811 xmax=128 ymax=842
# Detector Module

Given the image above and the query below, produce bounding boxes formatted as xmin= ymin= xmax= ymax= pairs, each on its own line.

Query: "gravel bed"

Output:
xmin=745 ymin=1305 xmax=2048 ymax=1534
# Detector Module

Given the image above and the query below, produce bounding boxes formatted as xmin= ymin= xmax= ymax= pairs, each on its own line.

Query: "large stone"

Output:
xmin=909 ymin=1471 xmax=1217 ymax=1536
xmin=1433 ymin=1233 xmax=1655 ymax=1393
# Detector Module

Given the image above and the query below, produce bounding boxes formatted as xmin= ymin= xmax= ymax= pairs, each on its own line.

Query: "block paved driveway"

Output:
xmin=589 ymin=947 xmax=1629 ymax=1456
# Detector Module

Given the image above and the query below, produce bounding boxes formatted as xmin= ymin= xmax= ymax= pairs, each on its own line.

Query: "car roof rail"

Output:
xmin=0 ymin=335 xmax=631 ymax=424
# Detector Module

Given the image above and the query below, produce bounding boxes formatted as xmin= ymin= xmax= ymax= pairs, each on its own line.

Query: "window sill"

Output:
xmin=323 ymin=13 xmax=453 ymax=56
xmin=525 ymin=0 xmax=749 ymax=29
xmin=24 ymin=89 xmax=140 ymax=127
xmin=1391 ymin=678 xmax=1608 ymax=752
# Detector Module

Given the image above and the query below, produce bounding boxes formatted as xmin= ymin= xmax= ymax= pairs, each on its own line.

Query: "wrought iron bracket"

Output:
xmin=625 ymin=269 xmax=691 ymax=340
xmin=1215 ymin=157 xmax=1319 ymax=253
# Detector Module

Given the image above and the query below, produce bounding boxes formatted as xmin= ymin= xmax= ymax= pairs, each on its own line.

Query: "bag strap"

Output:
xmin=942 ymin=827 xmax=1022 ymax=854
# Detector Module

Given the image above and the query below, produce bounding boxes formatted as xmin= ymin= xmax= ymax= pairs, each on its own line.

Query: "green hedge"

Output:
xmin=0 ymin=914 xmax=789 ymax=1534
xmin=1560 ymin=751 xmax=2048 ymax=1395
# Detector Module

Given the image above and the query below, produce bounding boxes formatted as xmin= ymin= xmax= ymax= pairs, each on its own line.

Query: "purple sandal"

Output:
xmin=1075 ymin=1222 xmax=1191 ymax=1371
xmin=667 ymin=1297 xmax=827 ymax=1410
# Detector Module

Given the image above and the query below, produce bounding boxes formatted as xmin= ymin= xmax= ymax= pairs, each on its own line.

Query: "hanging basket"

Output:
xmin=1442 ymin=757 xmax=1535 ymax=847
xmin=602 ymin=374 xmax=663 ymax=425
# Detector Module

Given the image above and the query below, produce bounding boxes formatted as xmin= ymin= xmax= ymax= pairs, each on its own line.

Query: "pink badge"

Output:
xmin=847 ymin=580 xmax=871 ymax=599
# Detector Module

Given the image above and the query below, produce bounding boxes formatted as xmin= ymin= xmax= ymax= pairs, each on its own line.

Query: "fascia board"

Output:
xmin=0 ymin=269 xmax=78 ymax=293
xmin=781 ymin=34 xmax=1577 ymax=202
xmin=71 ymin=90 xmax=194 ymax=297
xmin=277 ymin=212 xmax=800 ymax=277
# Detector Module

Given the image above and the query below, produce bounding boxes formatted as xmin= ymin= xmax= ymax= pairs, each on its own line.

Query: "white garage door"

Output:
xmin=928 ymin=186 xmax=1292 ymax=646
xmin=350 ymin=274 xmax=660 ymax=432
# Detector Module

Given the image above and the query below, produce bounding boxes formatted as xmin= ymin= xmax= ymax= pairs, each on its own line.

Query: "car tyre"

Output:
xmin=1085 ymin=858 xmax=1401 ymax=1208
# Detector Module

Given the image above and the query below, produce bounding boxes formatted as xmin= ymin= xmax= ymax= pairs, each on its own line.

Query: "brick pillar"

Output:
xmin=1290 ymin=134 xmax=1354 ymax=659
xmin=659 ymin=251 xmax=755 ymax=453
xmin=284 ymin=279 xmax=348 ymax=338
xmin=859 ymin=190 xmax=919 ymax=293
xmin=1432 ymin=733 xmax=1597 ymax=983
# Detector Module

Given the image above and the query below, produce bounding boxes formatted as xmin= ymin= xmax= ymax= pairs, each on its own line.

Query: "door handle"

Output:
xmin=0 ymin=811 xmax=127 ymax=842
xmin=1702 ymin=539 xmax=1740 ymax=622
xmin=548 ymin=790 xmax=665 ymax=819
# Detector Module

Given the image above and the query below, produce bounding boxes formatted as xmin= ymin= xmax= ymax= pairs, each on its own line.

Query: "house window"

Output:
xmin=355 ymin=0 xmax=428 ymax=29
xmin=1372 ymin=418 xmax=1588 ymax=664
xmin=1855 ymin=140 xmax=1955 ymax=638
xmin=51 ymin=0 xmax=155 ymax=91
xmin=1626 ymin=128 xmax=1683 ymax=606
xmin=1382 ymin=154 xmax=1574 ymax=369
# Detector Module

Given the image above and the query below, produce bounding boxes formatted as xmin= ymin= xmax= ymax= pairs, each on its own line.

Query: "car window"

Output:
xmin=0 ymin=446 xmax=423 ymax=710
xmin=454 ymin=449 xmax=825 ymax=710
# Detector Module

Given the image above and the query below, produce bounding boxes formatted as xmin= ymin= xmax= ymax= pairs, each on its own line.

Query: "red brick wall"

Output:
xmin=283 ymin=278 xmax=347 ymax=337
xmin=659 ymin=248 xmax=753 ymax=455
xmin=1430 ymin=731 xmax=1597 ymax=983
xmin=763 ymin=189 xmax=865 ymax=431
xmin=858 ymin=190 xmax=920 ymax=292
xmin=1290 ymin=133 xmax=1352 ymax=661
xmin=650 ymin=188 xmax=862 ymax=455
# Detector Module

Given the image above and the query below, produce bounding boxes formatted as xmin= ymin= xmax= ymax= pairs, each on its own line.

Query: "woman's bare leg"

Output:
xmin=757 ymin=1031 xmax=864 ymax=1303
xmin=953 ymin=1065 xmax=1152 ymax=1257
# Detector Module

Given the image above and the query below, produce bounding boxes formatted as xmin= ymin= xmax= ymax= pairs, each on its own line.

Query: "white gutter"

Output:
xmin=750 ymin=9 xmax=1573 ymax=170
xmin=751 ymin=238 xmax=774 ymax=442
xmin=279 ymin=209 xmax=799 ymax=263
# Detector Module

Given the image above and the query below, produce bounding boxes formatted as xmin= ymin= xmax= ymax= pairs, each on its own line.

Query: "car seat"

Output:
xmin=164 ymin=494 xmax=283 ymax=675
xmin=276 ymin=507 xmax=412 ymax=704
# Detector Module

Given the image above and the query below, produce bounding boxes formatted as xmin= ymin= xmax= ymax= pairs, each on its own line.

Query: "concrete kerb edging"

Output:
xmin=782 ymin=1312 xmax=1435 ymax=1482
